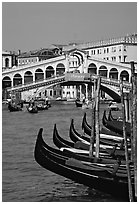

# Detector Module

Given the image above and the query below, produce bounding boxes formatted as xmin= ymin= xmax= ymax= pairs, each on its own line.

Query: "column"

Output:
xmin=85 ymin=84 xmax=88 ymax=99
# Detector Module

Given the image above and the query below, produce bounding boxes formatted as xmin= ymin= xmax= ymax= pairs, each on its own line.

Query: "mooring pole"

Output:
xmin=120 ymin=81 xmax=134 ymax=202
xmin=95 ymin=77 xmax=101 ymax=160
xmin=89 ymin=99 xmax=96 ymax=157
xmin=130 ymin=61 xmax=137 ymax=200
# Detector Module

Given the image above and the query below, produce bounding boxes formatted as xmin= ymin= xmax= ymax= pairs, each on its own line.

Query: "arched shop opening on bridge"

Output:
xmin=13 ymin=73 xmax=22 ymax=86
xmin=24 ymin=71 xmax=33 ymax=84
xmin=109 ymin=68 xmax=118 ymax=80
xmin=98 ymin=66 xmax=108 ymax=77
xmin=88 ymin=63 xmax=97 ymax=74
xmin=56 ymin=63 xmax=65 ymax=75
xmin=2 ymin=76 xmax=12 ymax=89
xmin=35 ymin=68 xmax=44 ymax=81
xmin=120 ymin=70 xmax=129 ymax=82
xmin=45 ymin=66 xmax=54 ymax=78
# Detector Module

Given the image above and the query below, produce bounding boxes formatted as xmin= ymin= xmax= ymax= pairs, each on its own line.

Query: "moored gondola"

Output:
xmin=102 ymin=110 xmax=131 ymax=137
xmin=108 ymin=110 xmax=118 ymax=121
xmin=70 ymin=119 xmax=129 ymax=149
xmin=82 ymin=112 xmax=122 ymax=137
xmin=34 ymin=128 xmax=135 ymax=201
xmin=53 ymin=123 xmax=129 ymax=159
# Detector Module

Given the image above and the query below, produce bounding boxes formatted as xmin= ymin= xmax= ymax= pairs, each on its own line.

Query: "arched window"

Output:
xmin=5 ymin=58 xmax=9 ymax=67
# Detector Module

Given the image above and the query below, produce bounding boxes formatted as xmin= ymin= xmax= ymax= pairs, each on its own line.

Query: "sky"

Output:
xmin=2 ymin=2 xmax=137 ymax=52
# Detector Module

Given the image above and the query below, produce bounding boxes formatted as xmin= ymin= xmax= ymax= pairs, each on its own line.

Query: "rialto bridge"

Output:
xmin=2 ymin=49 xmax=135 ymax=101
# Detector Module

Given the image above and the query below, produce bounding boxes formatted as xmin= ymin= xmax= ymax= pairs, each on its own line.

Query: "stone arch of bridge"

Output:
xmin=109 ymin=68 xmax=118 ymax=80
xmin=100 ymin=84 xmax=121 ymax=103
xmin=24 ymin=71 xmax=33 ymax=84
xmin=13 ymin=73 xmax=22 ymax=86
xmin=2 ymin=76 xmax=12 ymax=89
xmin=35 ymin=68 xmax=44 ymax=82
xmin=120 ymin=70 xmax=129 ymax=82
xmin=88 ymin=63 xmax=97 ymax=74
xmin=56 ymin=63 xmax=65 ymax=75
xmin=98 ymin=66 xmax=108 ymax=77
xmin=45 ymin=66 xmax=55 ymax=78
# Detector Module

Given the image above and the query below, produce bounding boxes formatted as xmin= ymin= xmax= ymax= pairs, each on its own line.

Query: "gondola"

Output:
xmin=8 ymin=103 xmax=22 ymax=112
xmin=27 ymin=106 xmax=38 ymax=113
xmin=70 ymin=119 xmax=128 ymax=149
xmin=38 ymin=128 xmax=133 ymax=170
xmin=36 ymin=104 xmax=48 ymax=110
xmin=75 ymin=100 xmax=82 ymax=107
xmin=102 ymin=110 xmax=131 ymax=137
xmin=53 ymin=123 xmax=128 ymax=159
xmin=108 ymin=110 xmax=118 ymax=121
xmin=34 ymin=128 xmax=135 ymax=201
xmin=82 ymin=112 xmax=122 ymax=137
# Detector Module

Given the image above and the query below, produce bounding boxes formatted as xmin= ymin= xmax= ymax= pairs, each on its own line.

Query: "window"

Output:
xmin=124 ymin=56 xmax=127 ymax=62
xmin=104 ymin=49 xmax=106 ymax=54
xmin=50 ymin=90 xmax=52 ymax=96
xmin=124 ymin=46 xmax=126 ymax=51
xmin=119 ymin=56 xmax=121 ymax=62
xmin=107 ymin=48 xmax=109 ymax=53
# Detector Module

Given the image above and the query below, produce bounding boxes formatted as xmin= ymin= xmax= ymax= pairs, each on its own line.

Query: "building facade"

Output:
xmin=61 ymin=33 xmax=137 ymax=100
xmin=2 ymin=51 xmax=18 ymax=71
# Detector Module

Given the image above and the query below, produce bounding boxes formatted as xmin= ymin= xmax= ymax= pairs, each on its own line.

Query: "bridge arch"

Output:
xmin=35 ymin=68 xmax=44 ymax=81
xmin=24 ymin=71 xmax=33 ymax=84
xmin=56 ymin=63 xmax=65 ymax=75
xmin=98 ymin=66 xmax=108 ymax=77
xmin=109 ymin=68 xmax=118 ymax=79
xmin=88 ymin=63 xmax=97 ymax=74
xmin=13 ymin=73 xmax=22 ymax=86
xmin=120 ymin=70 xmax=129 ymax=82
xmin=46 ymin=66 xmax=54 ymax=78
xmin=2 ymin=76 xmax=12 ymax=88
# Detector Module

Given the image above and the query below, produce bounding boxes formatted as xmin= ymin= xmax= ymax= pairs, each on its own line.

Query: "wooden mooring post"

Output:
xmin=95 ymin=77 xmax=101 ymax=159
xmin=89 ymin=78 xmax=97 ymax=157
xmin=130 ymin=61 xmax=137 ymax=200
xmin=120 ymin=80 xmax=134 ymax=202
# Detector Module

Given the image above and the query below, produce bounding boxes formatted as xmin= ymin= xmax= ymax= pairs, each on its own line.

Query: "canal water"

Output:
xmin=2 ymin=101 xmax=121 ymax=202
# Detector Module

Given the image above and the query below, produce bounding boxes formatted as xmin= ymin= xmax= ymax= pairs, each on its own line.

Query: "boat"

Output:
xmin=36 ymin=104 xmax=48 ymax=110
xmin=8 ymin=103 xmax=22 ymax=112
xmin=27 ymin=106 xmax=38 ymax=113
xmin=53 ymin=123 xmax=128 ymax=159
xmin=82 ymin=112 xmax=122 ymax=137
xmin=108 ymin=109 xmax=118 ymax=121
xmin=102 ymin=110 xmax=131 ymax=137
xmin=69 ymin=119 xmax=128 ymax=149
xmin=34 ymin=128 xmax=135 ymax=201
xmin=75 ymin=100 xmax=82 ymax=107
xmin=108 ymin=102 xmax=121 ymax=111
